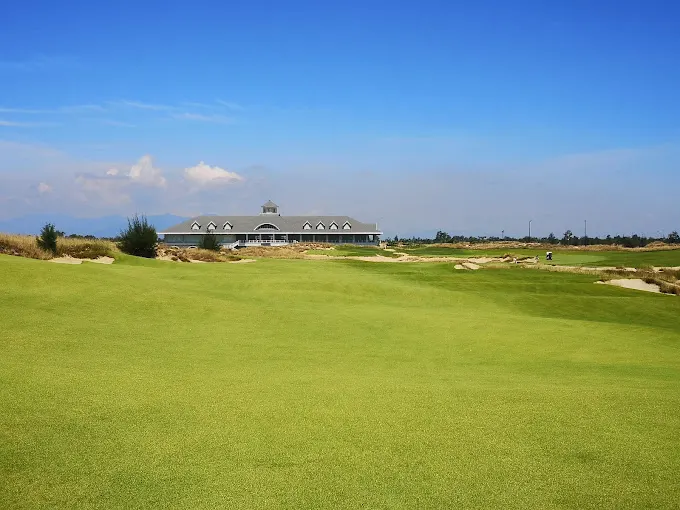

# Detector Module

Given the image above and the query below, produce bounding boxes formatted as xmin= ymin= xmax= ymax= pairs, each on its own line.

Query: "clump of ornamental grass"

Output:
xmin=57 ymin=238 xmax=117 ymax=259
xmin=0 ymin=233 xmax=52 ymax=259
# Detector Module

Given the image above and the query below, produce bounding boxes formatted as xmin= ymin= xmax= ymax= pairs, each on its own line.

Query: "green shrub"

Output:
xmin=36 ymin=223 xmax=58 ymax=254
xmin=118 ymin=215 xmax=157 ymax=258
xmin=199 ymin=233 xmax=221 ymax=251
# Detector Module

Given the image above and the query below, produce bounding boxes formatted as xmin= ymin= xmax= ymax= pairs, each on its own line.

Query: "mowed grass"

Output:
xmin=1 ymin=255 xmax=679 ymax=508
xmin=403 ymin=245 xmax=680 ymax=267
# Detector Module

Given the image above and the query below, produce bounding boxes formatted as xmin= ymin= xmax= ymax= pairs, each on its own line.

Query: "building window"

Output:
xmin=343 ymin=222 xmax=352 ymax=230
xmin=316 ymin=222 xmax=325 ymax=230
xmin=255 ymin=223 xmax=279 ymax=231
xmin=303 ymin=222 xmax=312 ymax=230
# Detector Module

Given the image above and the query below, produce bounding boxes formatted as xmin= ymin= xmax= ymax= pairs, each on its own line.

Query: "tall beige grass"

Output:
xmin=0 ymin=233 xmax=52 ymax=259
xmin=0 ymin=233 xmax=118 ymax=260
xmin=56 ymin=237 xmax=117 ymax=258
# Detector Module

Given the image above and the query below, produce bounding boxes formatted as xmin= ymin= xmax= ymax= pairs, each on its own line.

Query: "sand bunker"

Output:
xmin=468 ymin=257 xmax=494 ymax=264
xmin=454 ymin=264 xmax=465 ymax=270
xmin=462 ymin=262 xmax=480 ymax=270
xmin=49 ymin=257 xmax=82 ymax=265
xmin=597 ymin=279 xmax=660 ymax=293
xmin=49 ymin=256 xmax=114 ymax=265
xmin=89 ymin=256 xmax=114 ymax=264
xmin=229 ymin=259 xmax=256 ymax=264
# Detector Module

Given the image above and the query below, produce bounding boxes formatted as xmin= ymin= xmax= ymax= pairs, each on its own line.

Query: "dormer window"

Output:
xmin=207 ymin=221 xmax=217 ymax=232
xmin=316 ymin=222 xmax=325 ymax=230
xmin=303 ymin=221 xmax=312 ymax=230
xmin=191 ymin=221 xmax=201 ymax=231
xmin=223 ymin=221 xmax=232 ymax=230
xmin=255 ymin=223 xmax=280 ymax=231
xmin=343 ymin=221 xmax=352 ymax=230
xmin=329 ymin=222 xmax=338 ymax=230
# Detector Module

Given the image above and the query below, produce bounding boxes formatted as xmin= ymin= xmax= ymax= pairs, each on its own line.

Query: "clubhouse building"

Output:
xmin=159 ymin=201 xmax=382 ymax=247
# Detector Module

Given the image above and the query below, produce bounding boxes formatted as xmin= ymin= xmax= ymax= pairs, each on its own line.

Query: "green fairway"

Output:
xmin=1 ymin=254 xmax=679 ymax=508
xmin=402 ymin=245 xmax=680 ymax=267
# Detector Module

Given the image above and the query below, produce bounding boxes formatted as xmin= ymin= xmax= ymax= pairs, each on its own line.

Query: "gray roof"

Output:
xmin=159 ymin=215 xmax=381 ymax=234
xmin=262 ymin=200 xmax=278 ymax=208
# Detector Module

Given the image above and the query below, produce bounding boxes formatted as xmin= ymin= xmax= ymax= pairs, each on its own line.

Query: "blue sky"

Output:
xmin=1 ymin=0 xmax=679 ymax=237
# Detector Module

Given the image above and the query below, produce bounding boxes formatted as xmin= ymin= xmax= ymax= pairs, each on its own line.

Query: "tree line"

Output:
xmin=389 ymin=230 xmax=680 ymax=248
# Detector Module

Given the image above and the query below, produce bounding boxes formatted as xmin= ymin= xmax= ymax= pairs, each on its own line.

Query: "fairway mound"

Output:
xmin=597 ymin=279 xmax=661 ymax=293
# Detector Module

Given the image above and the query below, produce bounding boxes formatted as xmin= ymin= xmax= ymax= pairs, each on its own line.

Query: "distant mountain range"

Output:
xmin=0 ymin=214 xmax=188 ymax=238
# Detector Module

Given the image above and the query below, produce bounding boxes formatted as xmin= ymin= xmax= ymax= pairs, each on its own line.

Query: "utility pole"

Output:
xmin=584 ymin=219 xmax=587 ymax=246
xmin=501 ymin=229 xmax=505 ymax=240
xmin=528 ymin=220 xmax=532 ymax=242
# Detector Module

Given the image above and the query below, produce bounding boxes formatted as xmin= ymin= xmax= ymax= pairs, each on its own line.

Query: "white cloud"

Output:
xmin=101 ymin=120 xmax=136 ymax=127
xmin=117 ymin=100 xmax=174 ymax=111
xmin=110 ymin=155 xmax=166 ymax=187
xmin=105 ymin=155 xmax=166 ymax=187
xmin=37 ymin=182 xmax=52 ymax=194
xmin=0 ymin=119 xmax=59 ymax=127
xmin=74 ymin=174 xmax=132 ymax=205
xmin=0 ymin=104 xmax=106 ymax=114
xmin=217 ymin=100 xmax=244 ymax=111
xmin=0 ymin=55 xmax=79 ymax=72
xmin=184 ymin=161 xmax=244 ymax=186
xmin=0 ymin=107 xmax=55 ymax=114
xmin=171 ymin=112 xmax=234 ymax=124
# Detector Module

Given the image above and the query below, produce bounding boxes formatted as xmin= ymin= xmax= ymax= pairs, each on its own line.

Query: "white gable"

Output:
xmin=302 ymin=221 xmax=312 ymax=230
xmin=191 ymin=221 xmax=201 ymax=231
xmin=223 ymin=221 xmax=232 ymax=230
xmin=343 ymin=221 xmax=352 ymax=230
xmin=207 ymin=221 xmax=217 ymax=231
xmin=329 ymin=222 xmax=338 ymax=230
xmin=316 ymin=222 xmax=325 ymax=230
